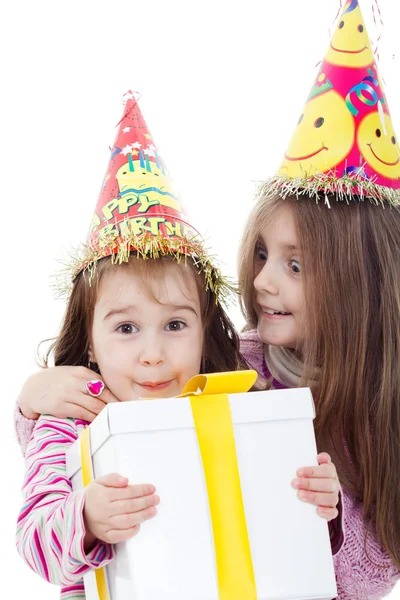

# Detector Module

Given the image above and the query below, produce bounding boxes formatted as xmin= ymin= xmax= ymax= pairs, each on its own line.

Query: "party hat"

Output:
xmin=265 ymin=0 xmax=400 ymax=205
xmin=61 ymin=92 xmax=230 ymax=300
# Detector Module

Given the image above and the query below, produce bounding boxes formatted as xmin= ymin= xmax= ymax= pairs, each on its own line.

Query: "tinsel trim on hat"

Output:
xmin=53 ymin=226 xmax=236 ymax=305
xmin=258 ymin=172 xmax=400 ymax=207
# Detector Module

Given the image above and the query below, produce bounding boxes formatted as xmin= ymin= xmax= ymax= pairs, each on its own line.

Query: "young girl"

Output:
xmin=16 ymin=93 xmax=341 ymax=599
xmin=14 ymin=93 xmax=250 ymax=598
xmin=238 ymin=196 xmax=400 ymax=600
xmin=238 ymin=3 xmax=400 ymax=598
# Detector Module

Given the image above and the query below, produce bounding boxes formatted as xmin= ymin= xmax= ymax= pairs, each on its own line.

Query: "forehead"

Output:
xmin=259 ymin=205 xmax=298 ymax=248
xmin=96 ymin=263 xmax=200 ymax=308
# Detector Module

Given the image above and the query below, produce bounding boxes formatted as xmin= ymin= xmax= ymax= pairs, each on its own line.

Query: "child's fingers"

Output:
xmin=110 ymin=494 xmax=160 ymax=517
xmin=317 ymin=452 xmax=331 ymax=465
xmin=297 ymin=489 xmax=338 ymax=508
xmin=296 ymin=463 xmax=337 ymax=479
xmin=96 ymin=473 xmax=129 ymax=487
xmin=292 ymin=477 xmax=339 ymax=494
xmin=110 ymin=506 xmax=158 ymax=530
xmin=103 ymin=524 xmax=141 ymax=544
xmin=316 ymin=506 xmax=339 ymax=521
xmin=109 ymin=483 xmax=156 ymax=501
xmin=65 ymin=400 xmax=105 ymax=422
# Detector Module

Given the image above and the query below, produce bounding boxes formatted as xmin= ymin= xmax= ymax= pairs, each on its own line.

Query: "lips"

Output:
xmin=285 ymin=146 xmax=327 ymax=161
xmin=260 ymin=306 xmax=291 ymax=318
xmin=138 ymin=380 xmax=173 ymax=391
xmin=367 ymin=144 xmax=400 ymax=166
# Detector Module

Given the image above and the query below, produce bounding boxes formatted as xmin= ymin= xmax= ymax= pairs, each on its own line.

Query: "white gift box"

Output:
xmin=66 ymin=371 xmax=337 ymax=600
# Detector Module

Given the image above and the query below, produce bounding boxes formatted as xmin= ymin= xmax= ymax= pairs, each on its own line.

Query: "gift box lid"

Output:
xmin=66 ymin=387 xmax=314 ymax=479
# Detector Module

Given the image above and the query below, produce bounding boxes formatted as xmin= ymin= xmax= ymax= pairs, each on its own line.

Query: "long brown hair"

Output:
xmin=45 ymin=255 xmax=248 ymax=376
xmin=239 ymin=193 xmax=400 ymax=568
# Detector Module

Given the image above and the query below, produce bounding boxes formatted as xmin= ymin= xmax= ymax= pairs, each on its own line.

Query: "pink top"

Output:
xmin=15 ymin=414 xmax=114 ymax=599
xmin=239 ymin=329 xmax=400 ymax=600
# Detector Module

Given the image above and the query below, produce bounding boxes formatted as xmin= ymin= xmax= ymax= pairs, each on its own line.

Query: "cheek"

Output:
xmin=180 ymin=328 xmax=203 ymax=371
xmin=293 ymin=296 xmax=304 ymax=318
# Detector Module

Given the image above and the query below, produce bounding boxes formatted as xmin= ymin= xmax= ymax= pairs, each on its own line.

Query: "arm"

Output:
xmin=333 ymin=490 xmax=400 ymax=600
xmin=16 ymin=414 xmax=114 ymax=587
xmin=14 ymin=367 xmax=118 ymax=457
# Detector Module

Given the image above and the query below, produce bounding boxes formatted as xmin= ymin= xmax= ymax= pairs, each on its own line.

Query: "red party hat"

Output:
xmin=264 ymin=0 xmax=400 ymax=205
xmin=61 ymin=92 xmax=229 ymax=300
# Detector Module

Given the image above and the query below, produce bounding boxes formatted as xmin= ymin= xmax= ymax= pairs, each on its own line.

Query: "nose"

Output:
xmin=254 ymin=260 xmax=279 ymax=296
xmin=139 ymin=332 xmax=165 ymax=366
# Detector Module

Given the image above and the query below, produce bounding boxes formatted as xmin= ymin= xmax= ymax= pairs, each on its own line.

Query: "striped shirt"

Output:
xmin=16 ymin=415 xmax=114 ymax=599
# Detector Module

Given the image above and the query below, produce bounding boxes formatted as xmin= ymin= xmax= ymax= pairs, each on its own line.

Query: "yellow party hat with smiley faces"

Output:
xmin=265 ymin=0 xmax=400 ymax=205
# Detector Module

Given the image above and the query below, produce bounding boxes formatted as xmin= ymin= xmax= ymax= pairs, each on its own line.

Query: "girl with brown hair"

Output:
xmin=15 ymin=94 xmax=253 ymax=599
xmin=237 ymin=2 xmax=400 ymax=597
xmin=239 ymin=193 xmax=400 ymax=599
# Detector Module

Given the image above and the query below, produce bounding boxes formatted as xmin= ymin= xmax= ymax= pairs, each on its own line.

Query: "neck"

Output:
xmin=264 ymin=344 xmax=318 ymax=388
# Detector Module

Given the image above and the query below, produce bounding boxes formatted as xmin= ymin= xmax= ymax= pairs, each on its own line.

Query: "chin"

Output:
xmin=257 ymin=323 xmax=296 ymax=348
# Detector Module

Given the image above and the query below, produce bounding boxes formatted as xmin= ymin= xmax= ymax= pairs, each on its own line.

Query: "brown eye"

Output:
xmin=392 ymin=136 xmax=396 ymax=145
xmin=255 ymin=245 xmax=267 ymax=262
xmin=339 ymin=20 xmax=344 ymax=29
xmin=375 ymin=129 xmax=382 ymax=138
xmin=314 ymin=117 xmax=324 ymax=128
xmin=358 ymin=24 xmax=364 ymax=32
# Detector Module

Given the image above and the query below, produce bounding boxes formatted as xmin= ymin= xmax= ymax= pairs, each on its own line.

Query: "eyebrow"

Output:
xmin=257 ymin=239 xmax=299 ymax=251
xmin=103 ymin=303 xmax=199 ymax=321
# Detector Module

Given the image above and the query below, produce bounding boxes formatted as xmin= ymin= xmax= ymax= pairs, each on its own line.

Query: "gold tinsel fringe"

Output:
xmin=258 ymin=173 xmax=400 ymax=207
xmin=53 ymin=229 xmax=236 ymax=305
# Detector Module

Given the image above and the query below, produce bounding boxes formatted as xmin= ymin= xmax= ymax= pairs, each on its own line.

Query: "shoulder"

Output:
xmin=239 ymin=329 xmax=264 ymax=377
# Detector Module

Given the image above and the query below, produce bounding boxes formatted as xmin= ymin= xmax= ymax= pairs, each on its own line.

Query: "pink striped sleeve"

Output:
xmin=14 ymin=399 xmax=37 ymax=457
xmin=16 ymin=414 xmax=114 ymax=587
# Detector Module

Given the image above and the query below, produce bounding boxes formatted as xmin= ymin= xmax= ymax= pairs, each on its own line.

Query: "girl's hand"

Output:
xmin=19 ymin=366 xmax=118 ymax=422
xmin=291 ymin=453 xmax=340 ymax=521
xmin=83 ymin=473 xmax=159 ymax=549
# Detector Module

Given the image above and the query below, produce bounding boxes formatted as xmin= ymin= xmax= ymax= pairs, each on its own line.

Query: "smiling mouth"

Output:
xmin=330 ymin=42 xmax=367 ymax=54
xmin=285 ymin=146 xmax=328 ymax=161
xmin=368 ymin=144 xmax=400 ymax=166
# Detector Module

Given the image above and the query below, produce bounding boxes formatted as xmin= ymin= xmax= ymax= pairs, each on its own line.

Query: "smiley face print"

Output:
xmin=279 ymin=90 xmax=355 ymax=178
xmin=325 ymin=0 xmax=374 ymax=68
xmin=357 ymin=112 xmax=400 ymax=180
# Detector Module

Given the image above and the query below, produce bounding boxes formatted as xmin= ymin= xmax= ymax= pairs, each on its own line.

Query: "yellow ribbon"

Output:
xmin=182 ymin=370 xmax=258 ymax=599
xmin=79 ymin=370 xmax=258 ymax=599
xmin=80 ymin=427 xmax=110 ymax=600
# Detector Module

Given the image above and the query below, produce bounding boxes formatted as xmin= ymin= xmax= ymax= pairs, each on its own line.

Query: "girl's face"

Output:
xmin=253 ymin=205 xmax=304 ymax=348
xmin=89 ymin=266 xmax=204 ymax=401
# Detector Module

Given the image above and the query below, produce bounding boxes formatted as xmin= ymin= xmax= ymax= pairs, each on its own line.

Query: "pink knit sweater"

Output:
xmin=240 ymin=329 xmax=400 ymax=600
xmin=13 ymin=331 xmax=400 ymax=598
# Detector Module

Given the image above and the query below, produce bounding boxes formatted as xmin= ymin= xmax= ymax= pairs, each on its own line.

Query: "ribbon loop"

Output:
xmin=179 ymin=370 xmax=257 ymax=397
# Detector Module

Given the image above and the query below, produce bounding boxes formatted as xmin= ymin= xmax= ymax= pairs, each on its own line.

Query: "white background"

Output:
xmin=2 ymin=0 xmax=400 ymax=597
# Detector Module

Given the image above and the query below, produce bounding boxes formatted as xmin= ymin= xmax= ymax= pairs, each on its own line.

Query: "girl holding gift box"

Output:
xmin=14 ymin=93 xmax=258 ymax=598
xmin=239 ymin=2 xmax=400 ymax=598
